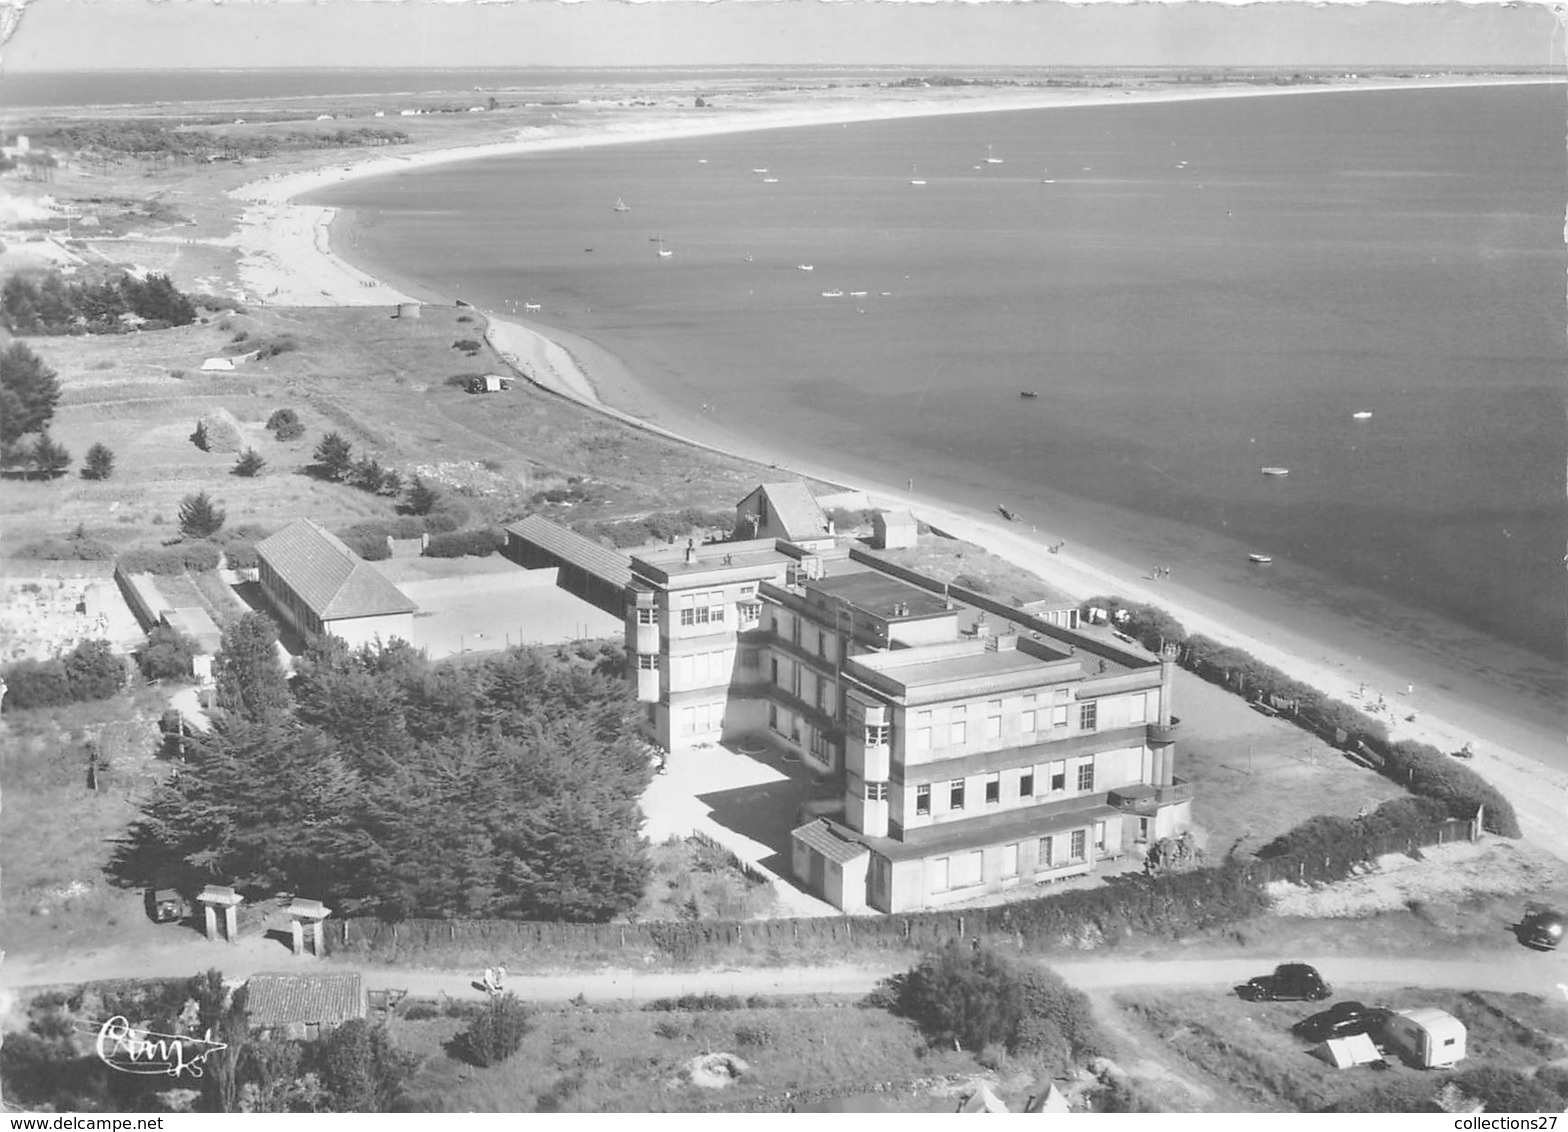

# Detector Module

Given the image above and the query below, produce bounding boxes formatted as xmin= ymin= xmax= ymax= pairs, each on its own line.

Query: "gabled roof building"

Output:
xmin=255 ymin=519 xmax=416 ymax=649
xmin=245 ymin=972 xmax=365 ymax=1040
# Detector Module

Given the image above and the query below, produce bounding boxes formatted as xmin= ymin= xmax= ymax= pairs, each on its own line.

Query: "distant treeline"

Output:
xmin=25 ymin=120 xmax=408 ymax=160
xmin=2 ymin=270 xmax=199 ymax=334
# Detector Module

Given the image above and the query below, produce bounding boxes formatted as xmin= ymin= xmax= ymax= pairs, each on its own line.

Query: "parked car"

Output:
xmin=1238 ymin=963 xmax=1332 ymax=1002
xmin=144 ymin=888 xmax=192 ymax=924
xmin=1519 ymin=906 xmax=1565 ymax=950
xmin=1292 ymin=1001 xmax=1391 ymax=1043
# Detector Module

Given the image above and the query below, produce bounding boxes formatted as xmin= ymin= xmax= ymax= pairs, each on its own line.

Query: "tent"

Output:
xmin=1024 ymin=1084 xmax=1071 ymax=1113
xmin=957 ymin=1083 xmax=1009 ymax=1113
xmin=1314 ymin=1033 xmax=1382 ymax=1069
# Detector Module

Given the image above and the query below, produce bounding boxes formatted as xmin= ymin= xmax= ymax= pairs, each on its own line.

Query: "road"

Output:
xmin=6 ymin=937 xmax=1567 ymax=1006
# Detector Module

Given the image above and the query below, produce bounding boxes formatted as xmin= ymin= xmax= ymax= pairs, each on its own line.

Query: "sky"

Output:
xmin=1 ymin=0 xmax=1563 ymax=71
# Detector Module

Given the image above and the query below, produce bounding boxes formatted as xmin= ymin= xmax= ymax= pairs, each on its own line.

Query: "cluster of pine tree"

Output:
xmin=115 ymin=614 xmax=653 ymax=923
xmin=2 ymin=270 xmax=197 ymax=334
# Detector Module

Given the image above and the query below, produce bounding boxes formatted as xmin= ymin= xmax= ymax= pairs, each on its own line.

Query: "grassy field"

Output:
xmin=0 ymin=687 xmax=182 ymax=954
xmin=393 ymin=997 xmax=1026 ymax=1113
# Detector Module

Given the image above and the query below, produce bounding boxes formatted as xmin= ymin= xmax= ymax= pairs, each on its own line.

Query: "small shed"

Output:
xmin=872 ymin=509 xmax=918 ymax=550
xmin=394 ymin=301 xmax=421 ymax=319
xmin=245 ymin=972 xmax=366 ymax=1041
xmin=1314 ymin=1032 xmax=1382 ymax=1069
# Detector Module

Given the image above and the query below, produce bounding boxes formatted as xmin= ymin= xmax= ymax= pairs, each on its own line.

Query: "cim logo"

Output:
xmin=78 ymin=1016 xmax=227 ymax=1077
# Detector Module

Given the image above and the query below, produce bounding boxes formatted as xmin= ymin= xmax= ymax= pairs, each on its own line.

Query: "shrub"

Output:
xmin=452 ymin=338 xmax=482 ymax=354
xmin=1082 ymin=595 xmax=1188 ymax=653
xmin=266 ymin=409 xmax=304 ymax=442
xmin=253 ymin=335 xmax=298 ymax=359
xmin=232 ymin=448 xmax=266 ymax=477
xmin=63 ymin=639 xmax=126 ymax=701
xmin=313 ymin=432 xmax=353 ymax=481
xmin=29 ymin=432 xmax=71 ymax=478
xmin=401 ymin=475 xmax=440 ymax=516
xmin=449 ymin=994 xmax=529 ymax=1067
xmin=118 ymin=542 xmax=223 ymax=575
xmin=1448 ymin=1067 xmax=1563 ymax=1113
xmin=424 ymin=529 xmax=501 ymax=558
xmin=1379 ymin=739 xmax=1520 ymax=837
xmin=733 ymin=1024 xmax=773 ymax=1047
xmin=140 ymin=625 xmax=198 ymax=680
xmin=14 ymin=534 xmax=114 ymax=560
xmin=1 ymin=657 xmax=73 ymax=710
xmin=191 ymin=420 xmax=209 ymax=451
xmin=401 ymin=1001 xmax=440 ymax=1022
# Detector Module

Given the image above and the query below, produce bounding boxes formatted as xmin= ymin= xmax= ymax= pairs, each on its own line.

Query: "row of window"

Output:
xmin=930 ymin=827 xmax=1099 ymax=891
xmin=911 ymin=761 xmax=1094 ymax=815
xmin=772 ymin=657 xmax=836 ymax=715
xmin=677 ymin=701 xmax=724 ymax=736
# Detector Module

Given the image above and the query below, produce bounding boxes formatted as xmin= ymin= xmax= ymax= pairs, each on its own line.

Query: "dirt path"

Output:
xmin=7 ymin=939 xmax=1566 ymax=1005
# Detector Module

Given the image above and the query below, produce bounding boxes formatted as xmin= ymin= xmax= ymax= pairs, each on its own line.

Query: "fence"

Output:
xmin=329 ymin=814 xmax=1479 ymax=965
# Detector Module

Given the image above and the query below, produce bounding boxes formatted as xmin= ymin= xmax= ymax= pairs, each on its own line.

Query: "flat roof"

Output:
xmin=632 ymin=538 xmax=792 ymax=580
xmin=805 ymin=571 xmax=951 ymax=620
xmin=828 ymin=800 xmax=1123 ymax=863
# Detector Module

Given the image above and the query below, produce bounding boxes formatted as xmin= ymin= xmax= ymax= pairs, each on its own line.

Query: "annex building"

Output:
xmin=255 ymin=519 xmax=417 ymax=649
xmin=624 ymin=483 xmax=1192 ymax=914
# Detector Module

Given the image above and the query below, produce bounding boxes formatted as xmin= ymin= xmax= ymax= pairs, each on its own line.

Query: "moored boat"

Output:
xmin=1260 ymin=466 xmax=1290 ymax=477
xmin=1020 ymin=390 xmax=1038 ymax=399
xmin=613 ymin=197 xmax=630 ymax=212
xmin=1248 ymin=553 xmax=1273 ymax=564
xmin=1352 ymin=411 xmax=1373 ymax=420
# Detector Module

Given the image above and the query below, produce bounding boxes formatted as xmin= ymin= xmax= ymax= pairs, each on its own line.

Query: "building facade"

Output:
xmin=255 ymin=520 xmax=416 ymax=649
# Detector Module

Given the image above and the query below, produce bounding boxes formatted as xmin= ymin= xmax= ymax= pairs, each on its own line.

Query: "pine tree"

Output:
xmin=0 ymin=342 xmax=61 ymax=443
xmin=213 ymin=611 xmax=290 ymax=723
xmin=377 ymin=468 xmax=403 ymax=497
xmin=401 ymin=474 xmax=440 ymax=516
xmin=29 ymin=431 xmax=71 ymax=478
xmin=178 ymin=491 xmax=227 ymax=538
xmin=233 ymin=448 xmax=267 ymax=477
xmin=82 ymin=441 xmax=115 ymax=480
xmin=350 ymin=454 xmax=384 ymax=492
xmin=313 ymin=432 xmax=354 ymax=480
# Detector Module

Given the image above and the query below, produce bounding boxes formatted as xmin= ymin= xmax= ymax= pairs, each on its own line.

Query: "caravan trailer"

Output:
xmin=1382 ymin=1008 xmax=1466 ymax=1069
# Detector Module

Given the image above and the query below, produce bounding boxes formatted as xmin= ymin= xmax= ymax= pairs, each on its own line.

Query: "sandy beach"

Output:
xmin=221 ymin=76 xmax=1567 ymax=861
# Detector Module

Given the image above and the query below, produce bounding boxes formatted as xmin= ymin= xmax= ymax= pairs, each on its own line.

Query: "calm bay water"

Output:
xmin=313 ymin=85 xmax=1565 ymax=728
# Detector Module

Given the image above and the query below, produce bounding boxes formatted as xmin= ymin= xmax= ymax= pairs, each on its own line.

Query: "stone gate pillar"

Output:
xmin=287 ymin=898 xmax=331 ymax=958
xmin=197 ymin=884 xmax=243 ymax=943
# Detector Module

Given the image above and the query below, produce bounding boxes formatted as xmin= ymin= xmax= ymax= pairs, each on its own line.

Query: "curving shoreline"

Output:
xmin=225 ymin=76 xmax=1568 ymax=863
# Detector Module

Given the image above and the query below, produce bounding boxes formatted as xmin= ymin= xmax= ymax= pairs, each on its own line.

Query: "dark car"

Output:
xmin=1292 ymin=1001 xmax=1391 ymax=1043
xmin=1238 ymin=963 xmax=1333 ymax=1002
xmin=144 ymin=888 xmax=191 ymax=924
xmin=1520 ymin=907 xmax=1565 ymax=951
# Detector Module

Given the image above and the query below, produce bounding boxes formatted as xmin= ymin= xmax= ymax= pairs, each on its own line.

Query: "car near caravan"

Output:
xmin=1237 ymin=963 xmax=1332 ymax=1002
xmin=1518 ymin=905 xmax=1565 ymax=950
xmin=1381 ymin=1008 xmax=1466 ymax=1069
xmin=1292 ymin=1001 xmax=1391 ymax=1044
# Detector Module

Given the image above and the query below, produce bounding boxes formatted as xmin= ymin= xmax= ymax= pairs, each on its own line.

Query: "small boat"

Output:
xmin=523 ymin=302 xmax=541 ymax=312
xmin=697 ymin=159 xmax=708 ymax=164
xmin=1260 ymin=466 xmax=1290 ymax=477
xmin=613 ymin=197 xmax=630 ymax=212
xmin=655 ymin=237 xmax=672 ymax=259
xmin=797 ymin=264 xmax=814 ymax=272
xmin=762 ymin=177 xmax=779 ymax=184
xmin=1248 ymin=553 xmax=1273 ymax=565
xmin=849 ymin=290 xmax=867 ymax=297
xmin=821 ymin=289 xmax=844 ymax=298
xmin=1019 ymin=390 xmax=1038 ymax=399
xmin=743 ymin=254 xmax=754 ymax=263
xmin=752 ymin=167 xmax=768 ymax=174
xmin=1352 ymin=411 xmax=1373 ymax=420
xmin=998 ymin=504 xmax=1017 ymax=522
xmin=909 ymin=164 xmax=926 ymax=186
xmin=985 ymin=144 xmax=1004 ymax=165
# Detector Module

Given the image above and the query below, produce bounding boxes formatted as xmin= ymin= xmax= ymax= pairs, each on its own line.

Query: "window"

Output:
xmin=1050 ymin=762 xmax=1067 ymax=792
xmin=1069 ymin=829 xmax=1087 ymax=861
xmin=1021 ymin=709 xmax=1037 ymax=733
xmin=950 ymin=713 xmax=967 ymax=746
xmin=1019 ymin=771 xmax=1034 ymax=797
xmin=1129 ymin=692 xmax=1148 ymax=724
xmin=1079 ymin=701 xmax=1098 ymax=731
xmin=864 ymin=781 xmax=887 ymax=801
xmin=1052 ymin=704 xmax=1070 ymax=728
xmin=818 ymin=631 xmax=829 ymax=658
xmin=1038 ymin=835 xmax=1054 ymax=868
xmin=1094 ymin=821 xmax=1107 ymax=851
xmin=966 ymin=851 xmax=983 ymax=885
xmin=636 ymin=607 xmax=656 ymax=625
xmin=950 ymin=779 xmax=966 ymax=811
xmin=810 ymin=729 xmax=831 ymax=761
xmin=679 ymin=706 xmax=695 ymax=736
xmin=1002 ymin=843 xmax=1019 ymax=878
xmin=933 ymin=857 xmax=950 ymax=890
xmin=740 ymin=583 xmax=756 ymax=596
xmin=1077 ymin=762 xmax=1095 ymax=792
xmin=916 ymin=784 xmax=931 ymax=816
xmin=814 ymin=679 xmax=826 ymax=712
xmin=865 ymin=724 xmax=889 ymax=746
xmin=770 ymin=657 xmax=779 ymax=685
xmin=985 ymin=773 xmax=1000 ymax=804
xmin=768 ymin=703 xmax=779 ymax=731
xmin=637 ymin=654 xmax=657 ymax=670
xmin=738 ymin=601 xmax=761 ymax=625
xmin=915 ymin=710 xmax=932 ymax=751
xmin=985 ymin=712 xmax=1002 ymax=740
xmin=1138 ymin=817 xmax=1150 ymax=842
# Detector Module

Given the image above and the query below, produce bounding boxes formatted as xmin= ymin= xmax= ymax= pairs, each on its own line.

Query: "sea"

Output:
xmin=14 ymin=72 xmax=1564 ymax=739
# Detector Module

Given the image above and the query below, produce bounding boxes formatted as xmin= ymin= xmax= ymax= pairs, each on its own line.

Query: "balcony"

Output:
xmin=1108 ymin=776 xmax=1193 ymax=813
xmin=635 ymin=668 xmax=660 ymax=703
xmin=635 ymin=622 xmax=660 ymax=654
xmin=1146 ymin=715 xmax=1181 ymax=745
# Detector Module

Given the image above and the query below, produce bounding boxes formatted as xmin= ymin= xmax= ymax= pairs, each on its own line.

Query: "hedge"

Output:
xmin=14 ymin=536 xmax=115 ymax=561
xmin=1084 ymin=598 xmax=1519 ymax=838
xmin=117 ymin=542 xmax=222 ymax=575
xmin=424 ymin=529 xmax=503 ymax=558
xmin=3 ymin=639 xmax=125 ymax=710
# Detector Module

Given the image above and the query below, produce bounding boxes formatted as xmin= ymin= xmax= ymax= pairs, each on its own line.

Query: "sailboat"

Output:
xmin=985 ymin=144 xmax=1004 ymax=165
xmin=909 ymin=165 xmax=926 ymax=186
xmin=613 ymin=197 xmax=630 ymax=213
xmin=655 ymin=237 xmax=673 ymax=259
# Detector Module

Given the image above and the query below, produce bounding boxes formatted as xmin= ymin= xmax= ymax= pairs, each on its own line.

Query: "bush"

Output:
xmin=449 ymin=994 xmax=529 ymax=1067
xmin=266 ymin=409 xmax=304 ymax=442
xmin=400 ymin=1001 xmax=440 ymax=1022
xmin=424 ymin=529 xmax=501 ymax=558
xmin=1082 ymin=595 xmax=1187 ymax=654
xmin=2 ymin=640 xmax=124 ymax=711
xmin=1448 ymin=1067 xmax=1563 ymax=1113
xmin=232 ymin=448 xmax=267 ymax=477
xmin=178 ymin=492 xmax=226 ymax=539
xmin=733 ymin=1024 xmax=773 ymax=1047
xmin=140 ymin=625 xmax=199 ymax=680
xmin=645 ymin=993 xmax=744 ymax=1013
xmin=63 ymin=639 xmax=126 ymax=701
xmin=451 ymin=338 xmax=482 ymax=354
xmin=82 ymin=442 xmax=115 ymax=481
xmin=253 ymin=335 xmax=298 ymax=359
xmin=14 ymin=535 xmax=114 ymax=560
xmin=1 ymin=657 xmax=73 ymax=710
xmin=1380 ymin=739 xmax=1521 ymax=837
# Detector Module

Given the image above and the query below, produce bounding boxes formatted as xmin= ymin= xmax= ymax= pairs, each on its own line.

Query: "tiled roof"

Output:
xmin=754 ymin=482 xmax=828 ymax=540
xmin=256 ymin=520 xmax=416 ymax=621
xmin=504 ymin=515 xmax=632 ymax=587
xmin=790 ymin=817 xmax=870 ymax=865
xmin=245 ymin=973 xmax=365 ymax=1028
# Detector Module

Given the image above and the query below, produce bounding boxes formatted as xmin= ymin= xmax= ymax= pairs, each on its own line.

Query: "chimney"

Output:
xmin=684 ymin=538 xmax=697 ymax=565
